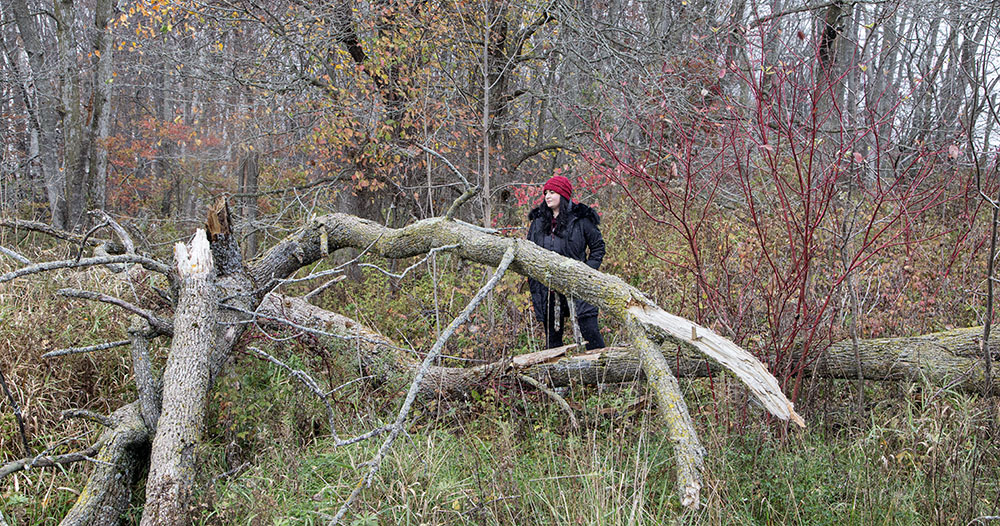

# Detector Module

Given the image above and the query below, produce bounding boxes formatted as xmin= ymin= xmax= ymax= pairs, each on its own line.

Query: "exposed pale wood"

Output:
xmin=628 ymin=304 xmax=804 ymax=427
xmin=512 ymin=346 xmax=570 ymax=368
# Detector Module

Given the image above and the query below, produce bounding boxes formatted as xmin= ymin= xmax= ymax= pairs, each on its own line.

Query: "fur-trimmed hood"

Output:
xmin=528 ymin=201 xmax=601 ymax=225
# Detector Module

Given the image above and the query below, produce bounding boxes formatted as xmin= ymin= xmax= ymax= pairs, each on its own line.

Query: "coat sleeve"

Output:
xmin=583 ymin=219 xmax=605 ymax=270
xmin=526 ymin=219 xmax=546 ymax=322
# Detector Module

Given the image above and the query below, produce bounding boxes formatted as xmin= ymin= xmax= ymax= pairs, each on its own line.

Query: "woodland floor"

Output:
xmin=1 ymin=238 xmax=999 ymax=525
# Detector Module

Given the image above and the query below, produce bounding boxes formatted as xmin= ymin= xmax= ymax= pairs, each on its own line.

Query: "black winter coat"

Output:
xmin=526 ymin=201 xmax=605 ymax=322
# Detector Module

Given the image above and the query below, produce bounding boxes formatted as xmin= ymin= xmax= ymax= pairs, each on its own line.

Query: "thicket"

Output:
xmin=3 ymin=0 xmax=1000 ymax=523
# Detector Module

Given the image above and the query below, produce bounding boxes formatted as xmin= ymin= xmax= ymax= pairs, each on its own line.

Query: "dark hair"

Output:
xmin=539 ymin=197 xmax=572 ymax=236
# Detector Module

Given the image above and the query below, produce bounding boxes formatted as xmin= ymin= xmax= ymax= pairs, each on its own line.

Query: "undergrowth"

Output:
xmin=2 ymin=229 xmax=999 ymax=525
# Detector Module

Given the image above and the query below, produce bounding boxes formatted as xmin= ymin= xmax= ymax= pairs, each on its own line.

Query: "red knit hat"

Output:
xmin=543 ymin=175 xmax=573 ymax=201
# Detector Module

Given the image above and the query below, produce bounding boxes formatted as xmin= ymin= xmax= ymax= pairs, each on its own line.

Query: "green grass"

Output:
xmin=2 ymin=241 xmax=999 ymax=525
xmin=186 ymin=350 xmax=1000 ymax=525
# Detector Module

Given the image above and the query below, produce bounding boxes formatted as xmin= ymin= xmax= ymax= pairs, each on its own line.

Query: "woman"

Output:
xmin=526 ymin=175 xmax=606 ymax=350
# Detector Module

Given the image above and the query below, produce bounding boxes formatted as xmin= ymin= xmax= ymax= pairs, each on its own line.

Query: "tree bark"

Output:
xmin=9 ymin=0 xmax=67 ymax=228
xmin=237 ymin=152 xmax=259 ymax=259
xmin=86 ymin=0 xmax=115 ymax=213
xmin=60 ymin=403 xmax=150 ymax=526
xmin=140 ymin=231 xmax=217 ymax=526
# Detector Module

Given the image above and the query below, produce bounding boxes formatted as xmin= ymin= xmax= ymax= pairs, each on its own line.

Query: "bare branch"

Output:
xmin=303 ymin=275 xmax=346 ymax=302
xmin=445 ymin=185 xmax=481 ymax=221
xmin=518 ymin=373 xmax=578 ymax=429
xmin=0 ymin=218 xmax=102 ymax=246
xmin=330 ymin=243 xmax=516 ymax=525
xmin=0 ymin=254 xmax=173 ymax=284
xmin=357 ymin=244 xmax=459 ymax=279
xmin=61 ymin=409 xmax=116 ymax=428
xmin=247 ymin=346 xmax=340 ymax=442
xmin=42 ymin=340 xmax=131 ymax=358
xmin=0 ymin=367 xmax=29 ymax=455
xmin=0 ymin=442 xmax=104 ymax=480
xmin=0 ymin=245 xmax=30 ymax=265
xmin=57 ymin=288 xmax=173 ymax=336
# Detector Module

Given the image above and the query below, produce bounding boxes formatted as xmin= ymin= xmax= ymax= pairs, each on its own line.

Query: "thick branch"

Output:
xmin=42 ymin=340 xmax=131 ymax=358
xmin=0 ymin=443 xmax=104 ymax=480
xmin=253 ymin=214 xmax=798 ymax=422
xmin=60 ymin=402 xmax=150 ymax=526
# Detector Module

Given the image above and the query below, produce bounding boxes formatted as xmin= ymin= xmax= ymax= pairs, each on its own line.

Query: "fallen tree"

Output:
xmin=0 ymin=202 xmax=1000 ymax=524
xmin=258 ymin=293 xmax=1000 ymax=398
xmin=2 ymin=201 xmax=800 ymax=522
xmin=19 ymin=200 xmax=996 ymax=522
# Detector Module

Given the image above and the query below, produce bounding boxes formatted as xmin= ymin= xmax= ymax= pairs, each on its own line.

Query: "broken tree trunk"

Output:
xmin=251 ymin=214 xmax=800 ymax=508
xmin=140 ymin=230 xmax=217 ymax=526
xmin=260 ymin=294 xmax=1000 ymax=398
xmin=13 ymin=210 xmax=796 ymax=521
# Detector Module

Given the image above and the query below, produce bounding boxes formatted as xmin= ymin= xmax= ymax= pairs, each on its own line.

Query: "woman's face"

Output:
xmin=543 ymin=189 xmax=562 ymax=211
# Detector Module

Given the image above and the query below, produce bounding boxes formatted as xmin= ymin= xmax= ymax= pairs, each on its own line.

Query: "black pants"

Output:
xmin=545 ymin=297 xmax=605 ymax=350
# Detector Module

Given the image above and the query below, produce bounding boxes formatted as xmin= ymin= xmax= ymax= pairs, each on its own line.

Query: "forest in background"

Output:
xmin=2 ymin=0 xmax=1000 ymax=524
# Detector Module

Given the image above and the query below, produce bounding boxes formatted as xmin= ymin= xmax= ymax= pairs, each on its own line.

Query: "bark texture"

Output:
xmin=257 ymin=214 xmax=798 ymax=419
xmin=60 ymin=403 xmax=150 ymax=526
xmin=141 ymin=231 xmax=217 ymax=526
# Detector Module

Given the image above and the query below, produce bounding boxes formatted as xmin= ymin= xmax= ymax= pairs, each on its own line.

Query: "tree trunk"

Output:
xmin=10 ymin=0 xmax=67 ymax=228
xmin=55 ymin=0 xmax=87 ymax=230
xmin=237 ymin=152 xmax=259 ymax=259
xmin=140 ymin=231 xmax=217 ymax=526
xmin=262 ymin=293 xmax=1000 ymax=397
xmin=87 ymin=0 xmax=115 ymax=213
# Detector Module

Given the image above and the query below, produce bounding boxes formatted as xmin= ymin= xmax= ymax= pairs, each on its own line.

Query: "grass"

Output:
xmin=2 ymin=237 xmax=999 ymax=525
xmin=185 ymin=347 xmax=999 ymax=525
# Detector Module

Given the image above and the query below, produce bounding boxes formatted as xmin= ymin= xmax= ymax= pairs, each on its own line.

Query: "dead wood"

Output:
xmin=59 ymin=403 xmax=150 ymax=526
xmin=141 ymin=231 xmax=218 ymax=526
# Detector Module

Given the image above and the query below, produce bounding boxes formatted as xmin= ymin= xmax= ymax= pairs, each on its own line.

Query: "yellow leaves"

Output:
xmin=217 ymin=41 xmax=224 ymax=52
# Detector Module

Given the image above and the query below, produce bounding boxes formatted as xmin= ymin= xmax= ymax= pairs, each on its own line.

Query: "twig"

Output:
xmin=0 ymin=218 xmax=101 ymax=245
xmin=0 ymin=254 xmax=172 ymax=284
xmin=329 ymin=242 xmax=516 ymax=525
xmin=518 ymin=374 xmax=579 ymax=429
xmin=42 ymin=340 xmax=131 ymax=358
xmin=966 ymin=517 xmax=1000 ymax=526
xmin=0 ymin=442 xmax=104 ymax=480
xmin=61 ymin=409 xmax=117 ymax=428
xmin=211 ymin=461 xmax=250 ymax=485
xmin=92 ymin=210 xmax=136 ymax=255
xmin=414 ymin=141 xmax=480 ymax=220
xmin=0 ymin=367 xmax=29 ymax=455
xmin=358 ymin=244 xmax=459 ymax=279
xmin=75 ymin=221 xmax=111 ymax=264
xmin=303 ymin=275 xmax=347 ymax=301
xmin=223 ymin=303 xmax=382 ymax=346
xmin=414 ymin=144 xmax=472 ymax=189
xmin=0 ymin=245 xmax=29 ymax=265
xmin=247 ymin=346 xmax=340 ymax=442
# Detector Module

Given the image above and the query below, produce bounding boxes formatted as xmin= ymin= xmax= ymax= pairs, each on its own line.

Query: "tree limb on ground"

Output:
xmin=6 ymin=209 xmax=798 ymax=522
